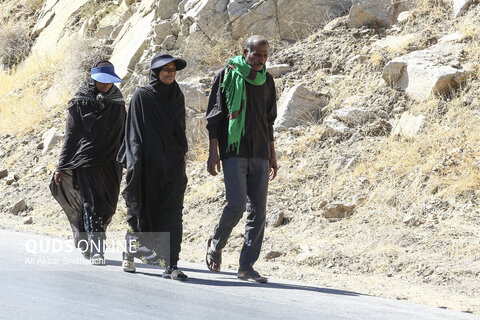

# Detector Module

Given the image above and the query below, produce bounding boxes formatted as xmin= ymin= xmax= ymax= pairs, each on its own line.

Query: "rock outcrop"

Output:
xmin=275 ymin=84 xmax=329 ymax=129
xmin=347 ymin=0 xmax=409 ymax=28
xmin=382 ymin=34 xmax=470 ymax=101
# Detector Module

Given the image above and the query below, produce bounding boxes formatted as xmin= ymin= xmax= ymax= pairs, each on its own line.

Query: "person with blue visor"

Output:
xmin=50 ymin=60 xmax=126 ymax=265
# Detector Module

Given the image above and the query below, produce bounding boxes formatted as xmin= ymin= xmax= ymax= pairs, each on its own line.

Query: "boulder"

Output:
xmin=42 ymin=128 xmax=64 ymax=154
xmin=155 ymin=0 xmax=181 ymax=20
xmin=321 ymin=203 xmax=354 ymax=221
xmin=331 ymin=106 xmax=375 ymax=125
xmin=382 ymin=37 xmax=471 ymax=101
xmin=31 ymin=0 xmax=89 ymax=55
xmin=396 ymin=11 xmax=410 ymax=23
xmin=276 ymin=0 xmax=351 ymax=40
xmin=347 ymin=0 xmax=409 ymax=28
xmin=230 ymin=0 xmax=351 ymax=41
xmin=110 ymin=3 xmax=156 ymax=79
xmin=453 ymin=0 xmax=475 ymax=17
xmin=230 ymin=0 xmax=280 ymax=40
xmin=31 ymin=0 xmax=57 ymax=37
xmin=403 ymin=215 xmax=422 ymax=227
xmin=0 ymin=169 xmax=7 ymax=179
xmin=273 ymin=212 xmax=285 ymax=228
xmin=266 ymin=63 xmax=292 ymax=78
xmin=154 ymin=21 xmax=172 ymax=43
xmin=185 ymin=108 xmax=208 ymax=153
xmin=324 ymin=117 xmax=350 ymax=136
xmin=11 ymin=200 xmax=27 ymax=215
xmin=265 ymin=251 xmax=282 ymax=260
xmin=23 ymin=216 xmax=33 ymax=225
xmin=182 ymin=0 xmax=229 ymax=41
xmin=391 ymin=112 xmax=426 ymax=139
xmin=178 ymin=80 xmax=209 ymax=112
xmin=161 ymin=35 xmax=177 ymax=51
xmin=275 ymin=84 xmax=329 ymax=129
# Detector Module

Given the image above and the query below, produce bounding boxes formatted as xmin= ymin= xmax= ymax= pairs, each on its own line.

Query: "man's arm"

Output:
xmin=207 ymin=138 xmax=221 ymax=176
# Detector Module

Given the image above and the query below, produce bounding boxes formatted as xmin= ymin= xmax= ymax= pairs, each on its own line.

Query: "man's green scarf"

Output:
xmin=221 ymin=55 xmax=266 ymax=154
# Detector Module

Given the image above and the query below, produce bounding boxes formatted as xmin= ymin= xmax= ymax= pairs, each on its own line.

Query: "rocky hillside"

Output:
xmin=0 ymin=0 xmax=479 ymax=314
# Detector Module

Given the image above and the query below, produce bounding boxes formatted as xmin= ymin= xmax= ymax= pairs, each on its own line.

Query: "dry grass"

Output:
xmin=0 ymin=22 xmax=33 ymax=69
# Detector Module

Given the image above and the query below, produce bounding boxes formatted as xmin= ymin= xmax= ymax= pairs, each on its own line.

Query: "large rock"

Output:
xmin=178 ymin=80 xmax=209 ymax=112
xmin=266 ymin=63 xmax=292 ymax=78
xmin=275 ymin=84 xmax=329 ymax=129
xmin=11 ymin=200 xmax=27 ymax=215
xmin=276 ymin=0 xmax=351 ymax=40
xmin=42 ymin=127 xmax=64 ymax=154
xmin=391 ymin=112 xmax=426 ymax=139
xmin=0 ymin=169 xmax=7 ymax=179
xmin=321 ymin=203 xmax=354 ymax=221
xmin=453 ymin=0 xmax=475 ymax=17
xmin=229 ymin=0 xmax=351 ymax=41
xmin=182 ymin=0 xmax=229 ymax=41
xmin=111 ymin=1 xmax=156 ymax=79
xmin=331 ymin=106 xmax=375 ymax=125
xmin=230 ymin=0 xmax=279 ymax=40
xmin=155 ymin=0 xmax=181 ymax=20
xmin=31 ymin=0 xmax=57 ymax=37
xmin=185 ymin=108 xmax=208 ymax=153
xmin=324 ymin=117 xmax=350 ymax=136
xmin=347 ymin=0 xmax=409 ymax=28
xmin=31 ymin=0 xmax=89 ymax=54
xmin=382 ymin=36 xmax=470 ymax=101
xmin=154 ymin=21 xmax=173 ymax=43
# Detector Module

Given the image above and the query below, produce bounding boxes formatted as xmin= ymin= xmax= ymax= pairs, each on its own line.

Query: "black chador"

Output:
xmin=117 ymin=64 xmax=188 ymax=268
xmin=50 ymin=65 xmax=126 ymax=261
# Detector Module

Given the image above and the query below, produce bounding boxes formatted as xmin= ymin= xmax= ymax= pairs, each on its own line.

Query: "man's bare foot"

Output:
xmin=205 ymin=238 xmax=222 ymax=272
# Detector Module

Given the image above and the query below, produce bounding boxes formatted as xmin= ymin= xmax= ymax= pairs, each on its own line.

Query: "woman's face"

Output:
xmin=95 ymin=81 xmax=113 ymax=93
xmin=159 ymin=62 xmax=177 ymax=85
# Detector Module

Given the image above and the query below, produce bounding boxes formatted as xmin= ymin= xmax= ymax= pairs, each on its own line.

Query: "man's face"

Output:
xmin=95 ymin=81 xmax=113 ymax=93
xmin=159 ymin=62 xmax=177 ymax=85
xmin=243 ymin=42 xmax=269 ymax=71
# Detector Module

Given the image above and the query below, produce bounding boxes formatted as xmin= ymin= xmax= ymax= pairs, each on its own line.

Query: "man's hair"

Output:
xmin=244 ymin=35 xmax=269 ymax=53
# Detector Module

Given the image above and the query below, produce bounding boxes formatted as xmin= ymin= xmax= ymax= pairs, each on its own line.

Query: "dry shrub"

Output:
xmin=179 ymin=28 xmax=243 ymax=71
xmin=0 ymin=38 xmax=112 ymax=136
xmin=413 ymin=0 xmax=450 ymax=16
xmin=0 ymin=22 xmax=33 ymax=69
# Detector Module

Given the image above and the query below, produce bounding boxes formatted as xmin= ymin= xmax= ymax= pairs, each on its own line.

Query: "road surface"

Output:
xmin=0 ymin=230 xmax=477 ymax=320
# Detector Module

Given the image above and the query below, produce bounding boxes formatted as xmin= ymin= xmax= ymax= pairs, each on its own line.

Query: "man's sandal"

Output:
xmin=205 ymin=238 xmax=221 ymax=272
xmin=237 ymin=269 xmax=268 ymax=283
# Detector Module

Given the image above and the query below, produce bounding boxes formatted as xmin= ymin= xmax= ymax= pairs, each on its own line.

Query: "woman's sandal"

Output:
xmin=237 ymin=269 xmax=268 ymax=283
xmin=162 ymin=267 xmax=188 ymax=281
xmin=205 ymin=238 xmax=221 ymax=272
xmin=122 ymin=252 xmax=136 ymax=273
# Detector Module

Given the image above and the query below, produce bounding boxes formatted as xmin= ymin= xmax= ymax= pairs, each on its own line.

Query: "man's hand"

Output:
xmin=54 ymin=171 xmax=65 ymax=185
xmin=207 ymin=139 xmax=221 ymax=176
xmin=269 ymin=141 xmax=278 ymax=181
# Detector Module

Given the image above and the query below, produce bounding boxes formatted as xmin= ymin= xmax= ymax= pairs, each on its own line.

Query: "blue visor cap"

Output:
xmin=90 ymin=66 xmax=122 ymax=83
xmin=151 ymin=54 xmax=187 ymax=71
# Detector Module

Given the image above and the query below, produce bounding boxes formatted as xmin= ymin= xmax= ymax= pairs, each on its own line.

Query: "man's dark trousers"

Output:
xmin=211 ymin=157 xmax=269 ymax=271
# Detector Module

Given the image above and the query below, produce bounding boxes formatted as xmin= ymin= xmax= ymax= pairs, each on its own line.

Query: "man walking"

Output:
xmin=205 ymin=35 xmax=278 ymax=283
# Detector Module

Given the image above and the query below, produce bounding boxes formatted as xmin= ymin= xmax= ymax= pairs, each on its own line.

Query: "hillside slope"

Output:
xmin=0 ymin=0 xmax=478 ymax=314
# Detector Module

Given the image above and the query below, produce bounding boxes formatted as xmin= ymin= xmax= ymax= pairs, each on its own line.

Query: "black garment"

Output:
xmin=117 ymin=68 xmax=187 ymax=266
xmin=206 ymin=67 xmax=277 ymax=160
xmin=50 ymin=82 xmax=126 ymax=249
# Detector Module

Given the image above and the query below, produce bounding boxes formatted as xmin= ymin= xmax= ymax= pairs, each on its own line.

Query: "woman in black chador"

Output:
xmin=50 ymin=61 xmax=126 ymax=265
xmin=117 ymin=54 xmax=188 ymax=280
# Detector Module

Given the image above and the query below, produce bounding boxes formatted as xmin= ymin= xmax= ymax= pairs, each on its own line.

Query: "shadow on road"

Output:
xmin=126 ymin=264 xmax=362 ymax=297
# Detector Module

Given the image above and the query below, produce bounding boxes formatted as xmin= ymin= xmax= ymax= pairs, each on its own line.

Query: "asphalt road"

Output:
xmin=0 ymin=230 xmax=477 ymax=320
